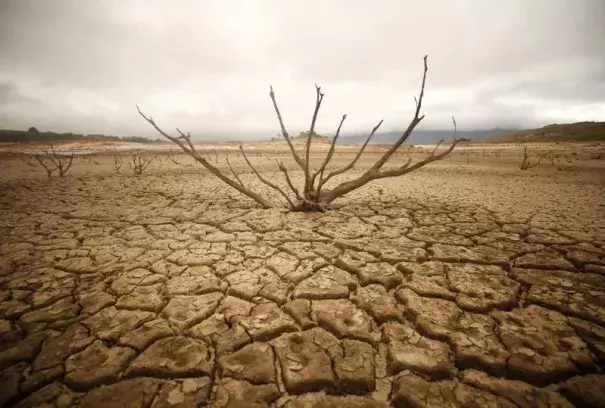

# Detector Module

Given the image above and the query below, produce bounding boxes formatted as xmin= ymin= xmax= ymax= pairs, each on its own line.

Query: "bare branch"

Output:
xmin=226 ymin=154 xmax=244 ymax=187
xmin=320 ymin=113 xmax=467 ymax=204
xmin=276 ymin=160 xmax=302 ymax=200
xmin=61 ymin=154 xmax=74 ymax=176
xmin=168 ymin=149 xmax=181 ymax=165
xmin=429 ymin=139 xmax=445 ymax=157
xmin=519 ymin=144 xmax=549 ymax=170
xmin=303 ymin=84 xmax=325 ymax=198
xmin=35 ymin=144 xmax=74 ymax=178
xmin=321 ymin=138 xmax=466 ymax=203
xmin=240 ymin=144 xmax=295 ymax=209
xmin=113 ymin=151 xmax=123 ymax=173
xmin=269 ymin=86 xmax=305 ymax=170
xmin=377 ymin=140 xmax=457 ymax=177
xmin=137 ymin=105 xmax=274 ymax=209
xmin=44 ymin=145 xmax=61 ymax=168
xmin=368 ymin=55 xmax=428 ymax=171
xmin=319 ymin=119 xmax=383 ymax=190
xmin=310 ymin=113 xmax=346 ymax=191
xmin=176 ymin=128 xmax=202 ymax=156
xmin=34 ymin=154 xmax=55 ymax=178
xmin=129 ymin=153 xmax=153 ymax=175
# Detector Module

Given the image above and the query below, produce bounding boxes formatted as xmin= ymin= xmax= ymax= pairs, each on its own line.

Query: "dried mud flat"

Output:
xmin=1 ymin=154 xmax=605 ymax=407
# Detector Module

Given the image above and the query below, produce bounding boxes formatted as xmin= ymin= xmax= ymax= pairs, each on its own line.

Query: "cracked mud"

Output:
xmin=1 ymin=162 xmax=604 ymax=407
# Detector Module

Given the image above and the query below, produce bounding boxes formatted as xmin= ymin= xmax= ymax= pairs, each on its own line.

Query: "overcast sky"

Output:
xmin=1 ymin=0 xmax=604 ymax=139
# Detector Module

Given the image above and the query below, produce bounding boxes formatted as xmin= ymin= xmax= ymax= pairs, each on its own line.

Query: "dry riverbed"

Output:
xmin=0 ymin=142 xmax=604 ymax=407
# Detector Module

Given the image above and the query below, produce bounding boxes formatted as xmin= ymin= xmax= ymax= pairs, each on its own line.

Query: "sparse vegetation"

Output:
xmin=129 ymin=153 xmax=153 ymax=175
xmin=33 ymin=144 xmax=74 ymax=178
xmin=167 ymin=149 xmax=192 ymax=168
xmin=138 ymin=56 xmax=467 ymax=212
xmin=113 ymin=151 xmax=123 ymax=173
xmin=167 ymin=149 xmax=181 ymax=165
xmin=519 ymin=144 xmax=549 ymax=170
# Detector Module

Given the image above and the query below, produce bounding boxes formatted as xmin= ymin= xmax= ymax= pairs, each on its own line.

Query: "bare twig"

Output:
xmin=368 ymin=55 xmax=428 ymax=172
xmin=137 ymin=106 xmax=274 ymax=208
xmin=226 ymin=154 xmax=244 ymax=187
xmin=34 ymin=154 xmax=55 ymax=178
xmin=319 ymin=116 xmax=467 ymax=202
xmin=129 ymin=153 xmax=153 ymax=175
xmin=239 ymin=144 xmax=295 ymax=209
xmin=519 ymin=144 xmax=548 ymax=170
xmin=303 ymin=84 xmax=325 ymax=199
xmin=310 ymin=113 xmax=347 ymax=191
xmin=269 ymin=86 xmax=306 ymax=170
xmin=317 ymin=119 xmax=383 ymax=192
xmin=113 ymin=151 xmax=123 ymax=173
xmin=34 ymin=144 xmax=74 ymax=178
xmin=276 ymin=160 xmax=302 ymax=200
xmin=168 ymin=149 xmax=181 ymax=165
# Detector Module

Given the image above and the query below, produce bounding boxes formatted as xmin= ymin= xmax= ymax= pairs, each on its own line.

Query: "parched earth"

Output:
xmin=0 ymin=169 xmax=604 ymax=408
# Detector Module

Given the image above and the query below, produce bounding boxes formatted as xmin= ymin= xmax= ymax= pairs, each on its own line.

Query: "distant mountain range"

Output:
xmin=484 ymin=121 xmax=605 ymax=143
xmin=337 ymin=128 xmax=517 ymax=145
xmin=2 ymin=121 xmax=603 ymax=145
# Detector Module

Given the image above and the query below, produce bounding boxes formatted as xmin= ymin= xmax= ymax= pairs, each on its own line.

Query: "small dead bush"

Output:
xmin=519 ymin=144 xmax=548 ymax=170
xmin=113 ymin=152 xmax=123 ymax=174
xmin=34 ymin=144 xmax=74 ymax=178
xmin=129 ymin=154 xmax=153 ymax=175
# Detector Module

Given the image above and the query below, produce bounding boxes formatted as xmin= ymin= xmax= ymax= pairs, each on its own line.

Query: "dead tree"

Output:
xmin=138 ymin=56 xmax=467 ymax=211
xmin=129 ymin=154 xmax=153 ymax=175
xmin=34 ymin=144 xmax=74 ymax=178
xmin=112 ymin=151 xmax=123 ymax=173
xmin=519 ymin=144 xmax=548 ymax=170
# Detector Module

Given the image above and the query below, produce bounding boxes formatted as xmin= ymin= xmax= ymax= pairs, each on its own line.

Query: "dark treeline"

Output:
xmin=0 ymin=128 xmax=157 ymax=143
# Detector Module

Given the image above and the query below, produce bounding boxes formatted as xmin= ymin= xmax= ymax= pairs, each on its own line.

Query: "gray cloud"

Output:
xmin=0 ymin=0 xmax=603 ymax=139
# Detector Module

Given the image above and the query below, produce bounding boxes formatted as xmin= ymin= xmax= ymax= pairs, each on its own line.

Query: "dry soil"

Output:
xmin=0 ymin=141 xmax=604 ymax=407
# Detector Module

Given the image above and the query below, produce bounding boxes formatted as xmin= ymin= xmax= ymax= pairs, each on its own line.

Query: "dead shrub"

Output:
xmin=34 ymin=144 xmax=74 ymax=178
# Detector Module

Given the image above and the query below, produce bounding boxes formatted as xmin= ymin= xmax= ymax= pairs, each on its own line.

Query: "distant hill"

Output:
xmin=485 ymin=121 xmax=605 ymax=143
xmin=272 ymin=131 xmax=330 ymax=143
xmin=337 ymin=128 xmax=517 ymax=145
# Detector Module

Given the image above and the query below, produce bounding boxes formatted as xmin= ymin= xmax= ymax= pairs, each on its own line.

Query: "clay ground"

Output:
xmin=0 ymin=141 xmax=605 ymax=407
